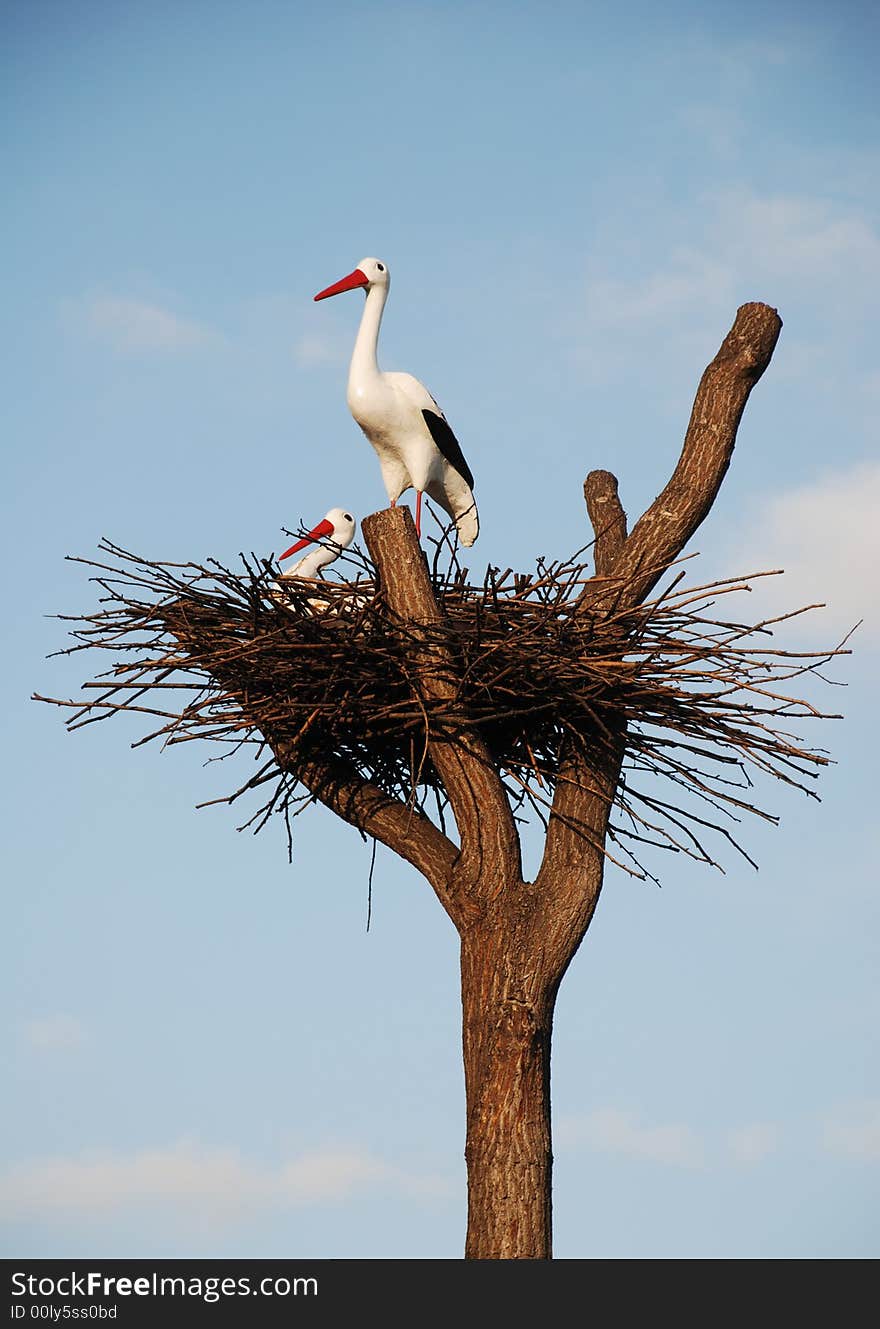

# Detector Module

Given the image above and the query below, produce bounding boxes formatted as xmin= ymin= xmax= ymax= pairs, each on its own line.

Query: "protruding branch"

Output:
xmin=362 ymin=506 xmax=522 ymax=910
xmin=611 ymin=301 xmax=782 ymax=607
xmin=584 ymin=470 xmax=627 ymax=574
xmin=537 ymin=302 xmax=783 ymax=963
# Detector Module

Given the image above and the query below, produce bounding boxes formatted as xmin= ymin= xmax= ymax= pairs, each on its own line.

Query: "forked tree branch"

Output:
xmin=362 ymin=507 xmax=522 ymax=913
xmin=166 ymin=603 xmax=463 ymax=922
xmin=163 ymin=599 xmax=464 ymax=922
xmin=535 ymin=302 xmax=783 ymax=959
xmin=593 ymin=301 xmax=782 ymax=609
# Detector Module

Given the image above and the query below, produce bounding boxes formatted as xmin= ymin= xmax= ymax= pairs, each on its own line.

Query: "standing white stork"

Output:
xmin=314 ymin=258 xmax=479 ymax=546
xmin=277 ymin=506 xmax=357 ymax=581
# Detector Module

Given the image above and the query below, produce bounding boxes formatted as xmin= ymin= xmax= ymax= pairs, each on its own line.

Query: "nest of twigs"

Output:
xmin=37 ymin=531 xmax=849 ymax=880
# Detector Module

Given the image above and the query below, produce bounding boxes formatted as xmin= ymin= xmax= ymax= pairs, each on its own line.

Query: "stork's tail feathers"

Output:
xmin=423 ymin=480 xmax=479 ymax=547
xmin=454 ymin=501 xmax=479 ymax=548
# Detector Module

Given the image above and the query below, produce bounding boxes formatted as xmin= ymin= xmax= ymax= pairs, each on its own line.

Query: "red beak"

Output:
xmin=279 ymin=517 xmax=334 ymax=561
xmin=314 ymin=268 xmax=369 ymax=301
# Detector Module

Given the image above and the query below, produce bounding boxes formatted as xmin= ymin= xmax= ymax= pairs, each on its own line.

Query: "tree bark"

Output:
xmin=327 ymin=303 xmax=781 ymax=1257
xmin=460 ymin=915 xmax=553 ymax=1259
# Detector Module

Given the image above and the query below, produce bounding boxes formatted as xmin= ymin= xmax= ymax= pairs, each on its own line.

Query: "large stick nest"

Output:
xmin=38 ymin=532 xmax=849 ymax=879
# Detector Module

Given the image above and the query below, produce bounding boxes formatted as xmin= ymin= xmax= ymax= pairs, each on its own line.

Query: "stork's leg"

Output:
xmin=415 ymin=490 xmax=423 ymax=536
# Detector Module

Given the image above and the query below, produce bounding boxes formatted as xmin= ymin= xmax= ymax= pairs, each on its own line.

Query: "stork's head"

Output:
xmin=325 ymin=507 xmax=357 ymax=545
xmin=279 ymin=507 xmax=357 ymax=561
xmin=314 ymin=258 xmax=389 ymax=301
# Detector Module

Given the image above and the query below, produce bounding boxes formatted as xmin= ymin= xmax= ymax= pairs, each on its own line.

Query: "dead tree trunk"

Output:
xmin=344 ymin=302 xmax=780 ymax=1258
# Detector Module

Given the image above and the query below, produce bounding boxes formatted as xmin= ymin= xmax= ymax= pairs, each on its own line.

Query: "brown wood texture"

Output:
xmin=533 ymin=302 xmax=783 ymax=990
xmin=363 ymin=303 xmax=781 ymax=1258
xmin=361 ymin=508 xmax=523 ymax=929
xmin=587 ymin=301 xmax=782 ymax=610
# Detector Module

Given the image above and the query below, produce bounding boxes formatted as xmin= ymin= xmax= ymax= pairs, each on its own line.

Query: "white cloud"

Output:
xmin=222 ymin=293 xmax=349 ymax=368
xmin=0 ymin=1142 xmax=448 ymax=1225
xmin=584 ymin=248 xmax=733 ymax=331
xmin=713 ymin=190 xmax=880 ymax=306
xmin=822 ymin=1102 xmax=880 ymax=1161
xmin=576 ymin=185 xmax=880 ymax=378
xmin=75 ymin=295 xmax=220 ymax=352
xmin=277 ymin=1149 xmax=388 ymax=1202
xmin=727 ymin=1124 xmax=779 ymax=1166
xmin=727 ymin=459 xmax=879 ymax=649
xmin=21 ymin=1014 xmax=86 ymax=1052
xmin=558 ymin=1108 xmax=704 ymax=1168
xmin=576 ymin=245 xmax=733 ymax=380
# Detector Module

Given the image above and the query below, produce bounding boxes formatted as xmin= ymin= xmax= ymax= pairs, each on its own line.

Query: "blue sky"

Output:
xmin=2 ymin=0 xmax=878 ymax=1257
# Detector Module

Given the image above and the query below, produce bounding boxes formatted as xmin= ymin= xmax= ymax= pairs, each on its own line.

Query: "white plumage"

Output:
xmin=314 ymin=257 xmax=479 ymax=546
xmin=277 ymin=506 xmax=356 ymax=581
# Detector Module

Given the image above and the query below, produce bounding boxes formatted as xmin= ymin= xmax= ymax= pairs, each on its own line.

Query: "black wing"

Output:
xmin=421 ymin=409 xmax=475 ymax=490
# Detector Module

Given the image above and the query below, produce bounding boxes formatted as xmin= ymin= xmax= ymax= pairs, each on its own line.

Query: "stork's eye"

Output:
xmin=376 ymin=263 xmax=385 ymax=272
xmin=344 ymin=513 xmax=353 ymax=521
